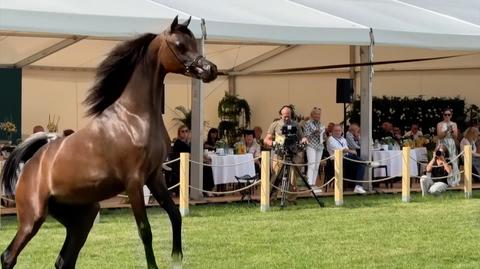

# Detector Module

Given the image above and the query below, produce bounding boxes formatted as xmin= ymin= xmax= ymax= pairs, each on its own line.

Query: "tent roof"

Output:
xmin=1 ymin=0 xmax=480 ymax=69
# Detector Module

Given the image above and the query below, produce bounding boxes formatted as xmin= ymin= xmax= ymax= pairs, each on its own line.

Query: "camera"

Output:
xmin=274 ymin=124 xmax=303 ymax=157
xmin=435 ymin=149 xmax=444 ymax=157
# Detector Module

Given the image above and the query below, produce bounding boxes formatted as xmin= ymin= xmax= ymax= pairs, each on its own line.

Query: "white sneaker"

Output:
xmin=354 ymin=185 xmax=367 ymax=194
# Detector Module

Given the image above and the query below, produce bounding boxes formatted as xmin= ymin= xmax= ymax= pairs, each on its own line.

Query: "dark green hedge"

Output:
xmin=347 ymin=96 xmax=466 ymax=138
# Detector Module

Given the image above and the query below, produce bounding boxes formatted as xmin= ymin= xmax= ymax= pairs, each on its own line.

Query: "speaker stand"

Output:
xmin=343 ymin=102 xmax=347 ymax=138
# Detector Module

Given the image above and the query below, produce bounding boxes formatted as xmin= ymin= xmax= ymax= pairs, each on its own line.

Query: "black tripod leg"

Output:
xmin=270 ymin=163 xmax=284 ymax=204
xmin=293 ymin=166 xmax=325 ymax=208
xmin=280 ymin=164 xmax=289 ymax=208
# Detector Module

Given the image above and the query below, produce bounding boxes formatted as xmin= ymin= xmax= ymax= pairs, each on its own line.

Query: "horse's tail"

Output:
xmin=1 ymin=134 xmax=50 ymax=196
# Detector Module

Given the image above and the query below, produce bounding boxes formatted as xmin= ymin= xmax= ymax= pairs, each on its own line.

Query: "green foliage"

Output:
xmin=217 ymin=92 xmax=251 ymax=145
xmin=347 ymin=96 xmax=467 ymax=138
xmin=2 ymin=192 xmax=480 ymax=268
xmin=172 ymin=105 xmax=192 ymax=130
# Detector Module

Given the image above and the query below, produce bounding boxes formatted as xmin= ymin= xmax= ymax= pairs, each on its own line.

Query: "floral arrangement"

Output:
xmin=47 ymin=115 xmax=60 ymax=133
xmin=0 ymin=120 xmax=17 ymax=134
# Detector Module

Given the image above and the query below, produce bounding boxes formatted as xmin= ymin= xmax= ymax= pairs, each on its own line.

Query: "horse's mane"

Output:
xmin=84 ymin=33 xmax=157 ymax=117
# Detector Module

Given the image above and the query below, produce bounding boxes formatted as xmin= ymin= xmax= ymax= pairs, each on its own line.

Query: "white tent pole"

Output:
xmin=359 ymin=29 xmax=374 ymax=191
xmin=190 ymin=37 xmax=205 ymax=201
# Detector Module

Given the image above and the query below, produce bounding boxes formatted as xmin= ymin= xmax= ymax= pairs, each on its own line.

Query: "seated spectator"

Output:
xmin=460 ymin=127 xmax=480 ymax=181
xmin=171 ymin=125 xmax=214 ymax=197
xmin=204 ymin=128 xmax=219 ymax=151
xmin=420 ymin=144 xmax=452 ymax=196
xmin=253 ymin=126 xmax=263 ymax=142
xmin=63 ymin=129 xmax=75 ymax=137
xmin=346 ymin=123 xmax=360 ymax=155
xmin=325 ymin=122 xmax=335 ymax=138
xmin=32 ymin=125 xmax=45 ymax=134
xmin=244 ymin=130 xmax=261 ymax=174
xmin=404 ymin=123 xmax=423 ymax=140
xmin=326 ymin=124 xmax=366 ymax=194
xmin=375 ymin=121 xmax=394 ymax=141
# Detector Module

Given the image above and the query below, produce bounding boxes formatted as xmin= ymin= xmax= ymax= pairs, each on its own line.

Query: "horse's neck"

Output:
xmin=118 ymin=66 xmax=165 ymax=122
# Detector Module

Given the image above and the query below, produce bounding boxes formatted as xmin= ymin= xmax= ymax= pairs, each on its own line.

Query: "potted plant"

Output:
xmin=217 ymin=93 xmax=251 ymax=146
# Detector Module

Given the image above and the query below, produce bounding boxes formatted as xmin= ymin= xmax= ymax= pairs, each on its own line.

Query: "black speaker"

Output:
xmin=336 ymin=78 xmax=354 ymax=103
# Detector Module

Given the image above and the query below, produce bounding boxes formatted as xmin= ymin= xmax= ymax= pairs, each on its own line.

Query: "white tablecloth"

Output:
xmin=209 ymin=154 xmax=256 ymax=185
xmin=372 ymin=148 xmax=427 ymax=177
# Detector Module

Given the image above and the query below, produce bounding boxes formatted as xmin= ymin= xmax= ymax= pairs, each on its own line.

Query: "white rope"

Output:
xmin=270 ymin=177 xmax=334 ymax=194
xmin=343 ymin=175 xmax=399 ymax=183
xmin=343 ymin=156 xmax=372 ymax=164
xmin=270 ymin=155 xmax=335 ymax=167
xmin=411 ymin=170 xmax=465 ymax=179
xmin=473 ymin=172 xmax=480 ymax=178
xmin=412 ymin=150 xmax=465 ymax=168
xmin=189 ymin=180 xmax=260 ymax=195
xmin=163 ymin=157 xmax=180 ymax=165
xmin=369 ymin=152 xmax=404 ymax=163
xmin=0 ymin=195 xmax=15 ymax=203
xmin=189 ymin=156 xmax=261 ymax=167
xmin=115 ymin=183 xmax=180 ymax=199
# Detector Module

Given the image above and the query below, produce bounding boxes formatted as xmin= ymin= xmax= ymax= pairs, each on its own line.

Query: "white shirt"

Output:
xmin=326 ymin=135 xmax=348 ymax=156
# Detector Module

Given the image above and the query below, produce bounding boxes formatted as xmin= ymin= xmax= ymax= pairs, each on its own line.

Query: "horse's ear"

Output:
xmin=181 ymin=16 xmax=191 ymax=27
xmin=170 ymin=15 xmax=179 ymax=32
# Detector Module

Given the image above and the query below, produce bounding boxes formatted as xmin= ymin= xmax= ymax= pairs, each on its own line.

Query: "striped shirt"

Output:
xmin=303 ymin=120 xmax=325 ymax=150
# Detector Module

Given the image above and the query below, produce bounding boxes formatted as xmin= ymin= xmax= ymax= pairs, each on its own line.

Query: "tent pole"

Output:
xmin=359 ymin=31 xmax=374 ymax=191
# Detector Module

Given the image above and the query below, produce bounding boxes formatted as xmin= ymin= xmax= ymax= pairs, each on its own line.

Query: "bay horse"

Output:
xmin=1 ymin=16 xmax=217 ymax=269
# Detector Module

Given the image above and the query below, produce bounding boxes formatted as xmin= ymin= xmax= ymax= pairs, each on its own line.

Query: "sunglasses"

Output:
xmin=181 ymin=129 xmax=189 ymax=133
xmin=443 ymin=113 xmax=451 ymax=116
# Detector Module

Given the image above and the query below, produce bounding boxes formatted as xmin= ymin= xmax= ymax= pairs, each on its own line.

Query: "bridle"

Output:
xmin=162 ymin=33 xmax=205 ymax=75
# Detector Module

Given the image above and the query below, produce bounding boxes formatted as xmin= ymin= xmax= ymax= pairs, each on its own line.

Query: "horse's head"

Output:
xmin=156 ymin=16 xmax=218 ymax=83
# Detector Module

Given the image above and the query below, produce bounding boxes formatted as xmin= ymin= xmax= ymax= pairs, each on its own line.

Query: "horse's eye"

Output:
xmin=176 ymin=42 xmax=186 ymax=53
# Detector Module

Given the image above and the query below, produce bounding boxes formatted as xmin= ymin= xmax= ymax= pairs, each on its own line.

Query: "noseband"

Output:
xmin=162 ymin=33 xmax=205 ymax=75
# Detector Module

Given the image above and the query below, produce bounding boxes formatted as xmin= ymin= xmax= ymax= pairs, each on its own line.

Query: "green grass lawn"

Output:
xmin=2 ymin=191 xmax=480 ymax=269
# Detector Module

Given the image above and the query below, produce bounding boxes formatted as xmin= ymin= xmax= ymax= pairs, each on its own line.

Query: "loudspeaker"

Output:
xmin=336 ymin=78 xmax=354 ymax=103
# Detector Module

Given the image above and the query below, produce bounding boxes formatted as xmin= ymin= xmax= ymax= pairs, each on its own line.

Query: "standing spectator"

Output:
xmin=326 ymin=124 xmax=366 ymax=194
xmin=204 ymin=128 xmax=219 ymax=151
xmin=264 ymin=105 xmax=307 ymax=205
xmin=436 ymin=108 xmax=460 ymax=186
xmin=375 ymin=121 xmax=394 ymax=141
xmin=460 ymin=127 xmax=480 ymax=181
xmin=303 ymin=107 xmax=325 ymax=189
xmin=420 ymin=144 xmax=452 ymax=196
xmin=404 ymin=123 xmax=423 ymax=140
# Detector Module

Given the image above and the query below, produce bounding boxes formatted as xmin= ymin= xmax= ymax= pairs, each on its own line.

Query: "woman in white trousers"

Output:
xmin=303 ymin=107 xmax=325 ymax=188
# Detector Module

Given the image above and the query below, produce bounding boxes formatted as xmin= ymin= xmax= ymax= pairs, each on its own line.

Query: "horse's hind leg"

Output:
xmin=147 ymin=172 xmax=182 ymax=265
xmin=127 ymin=183 xmax=158 ymax=269
xmin=48 ymin=201 xmax=100 ymax=269
xmin=1 ymin=193 xmax=48 ymax=269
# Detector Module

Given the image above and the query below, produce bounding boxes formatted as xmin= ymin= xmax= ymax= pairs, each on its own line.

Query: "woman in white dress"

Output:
xmin=436 ymin=108 xmax=460 ymax=186
xmin=460 ymin=127 xmax=480 ymax=180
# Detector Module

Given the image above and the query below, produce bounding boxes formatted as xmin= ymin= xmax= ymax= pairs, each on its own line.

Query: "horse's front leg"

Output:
xmin=147 ymin=169 xmax=182 ymax=267
xmin=126 ymin=182 xmax=158 ymax=269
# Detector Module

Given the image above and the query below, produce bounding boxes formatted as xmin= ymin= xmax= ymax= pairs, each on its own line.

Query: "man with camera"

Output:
xmin=420 ymin=144 xmax=452 ymax=196
xmin=264 ymin=105 xmax=307 ymax=205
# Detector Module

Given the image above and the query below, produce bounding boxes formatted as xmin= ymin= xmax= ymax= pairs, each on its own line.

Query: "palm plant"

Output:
xmin=172 ymin=105 xmax=192 ymax=130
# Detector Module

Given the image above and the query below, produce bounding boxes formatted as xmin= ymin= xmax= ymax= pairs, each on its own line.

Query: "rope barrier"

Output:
xmin=163 ymin=157 xmax=180 ymax=166
xmin=342 ymin=156 xmax=372 ymax=164
xmin=410 ymin=170 xmax=464 ymax=179
xmin=269 ymin=177 xmax=335 ymax=194
xmin=343 ymin=175 xmax=399 ymax=183
xmin=189 ymin=180 xmax=260 ymax=195
xmin=115 ymin=183 xmax=180 ymax=199
xmin=271 ymin=154 xmax=334 ymax=167
xmin=368 ymin=152 xmax=403 ymax=163
xmin=189 ymin=156 xmax=261 ymax=167
xmin=0 ymin=195 xmax=15 ymax=203
xmin=409 ymin=151 xmax=464 ymax=168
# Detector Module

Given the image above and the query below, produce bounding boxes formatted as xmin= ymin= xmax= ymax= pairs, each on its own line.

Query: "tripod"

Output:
xmin=271 ymin=154 xmax=325 ymax=208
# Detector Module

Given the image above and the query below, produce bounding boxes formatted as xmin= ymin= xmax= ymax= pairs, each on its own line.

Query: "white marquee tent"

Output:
xmin=2 ymin=0 xmax=480 ymax=194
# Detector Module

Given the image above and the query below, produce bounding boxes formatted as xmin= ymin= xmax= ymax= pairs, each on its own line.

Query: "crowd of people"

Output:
xmin=167 ymin=105 xmax=480 ymax=201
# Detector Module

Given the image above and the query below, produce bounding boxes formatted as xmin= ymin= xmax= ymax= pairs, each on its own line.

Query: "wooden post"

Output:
xmin=334 ymin=150 xmax=343 ymax=206
xmin=402 ymin=147 xmax=411 ymax=202
xmin=260 ymin=151 xmax=271 ymax=212
xmin=179 ymin=152 xmax=190 ymax=216
xmin=464 ymin=145 xmax=473 ymax=198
